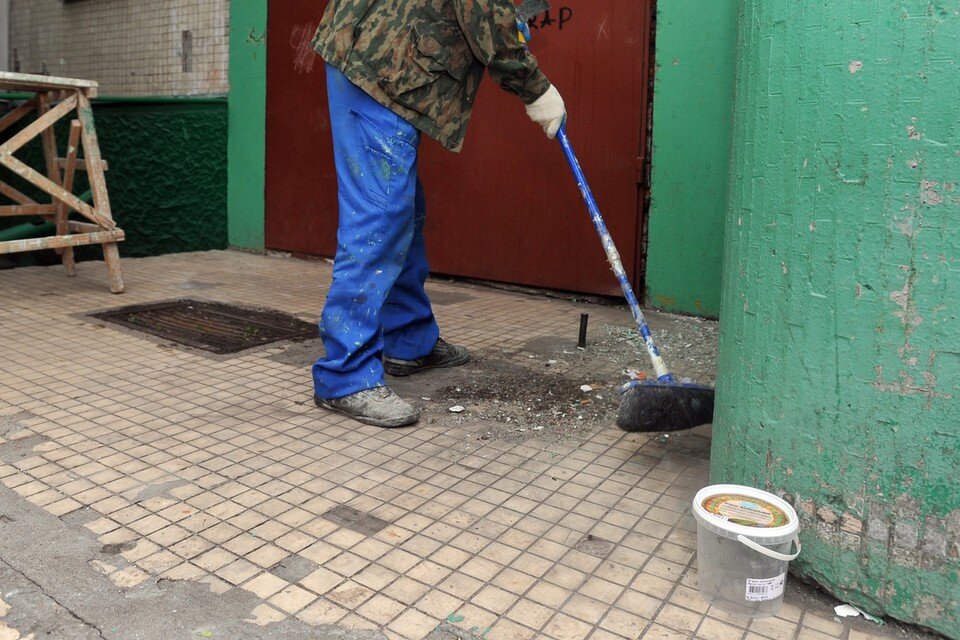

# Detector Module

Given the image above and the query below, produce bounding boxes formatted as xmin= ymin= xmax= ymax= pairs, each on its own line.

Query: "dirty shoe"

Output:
xmin=314 ymin=387 xmax=419 ymax=428
xmin=384 ymin=338 xmax=470 ymax=377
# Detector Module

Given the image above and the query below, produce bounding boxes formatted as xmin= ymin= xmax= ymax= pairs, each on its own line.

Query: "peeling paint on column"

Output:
xmin=713 ymin=1 xmax=959 ymax=636
xmin=921 ymin=180 xmax=944 ymax=205
xmin=889 ymin=277 xmax=923 ymax=330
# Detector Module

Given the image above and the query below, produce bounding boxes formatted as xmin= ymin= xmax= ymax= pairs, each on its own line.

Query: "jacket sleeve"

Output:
xmin=453 ymin=0 xmax=552 ymax=104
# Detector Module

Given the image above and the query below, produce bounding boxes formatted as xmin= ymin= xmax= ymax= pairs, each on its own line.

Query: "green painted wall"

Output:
xmin=713 ymin=1 xmax=959 ymax=637
xmin=0 ymin=99 xmax=228 ymax=264
xmin=93 ymin=101 xmax=228 ymax=257
xmin=227 ymin=0 xmax=267 ymax=251
xmin=645 ymin=1 xmax=738 ymax=317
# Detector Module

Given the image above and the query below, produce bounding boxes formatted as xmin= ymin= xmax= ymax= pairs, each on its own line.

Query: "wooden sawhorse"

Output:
xmin=0 ymin=72 xmax=124 ymax=293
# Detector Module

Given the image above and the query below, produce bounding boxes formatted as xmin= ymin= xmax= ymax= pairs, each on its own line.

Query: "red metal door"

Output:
xmin=266 ymin=1 xmax=652 ymax=296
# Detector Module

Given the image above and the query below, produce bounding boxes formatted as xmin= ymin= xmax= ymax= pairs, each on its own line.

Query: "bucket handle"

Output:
xmin=736 ymin=534 xmax=801 ymax=561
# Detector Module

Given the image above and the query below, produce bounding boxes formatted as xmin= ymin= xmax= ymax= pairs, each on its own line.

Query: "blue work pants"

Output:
xmin=312 ymin=65 xmax=440 ymax=399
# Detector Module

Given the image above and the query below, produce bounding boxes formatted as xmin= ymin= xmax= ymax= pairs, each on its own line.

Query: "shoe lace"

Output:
xmin=365 ymin=386 xmax=393 ymax=399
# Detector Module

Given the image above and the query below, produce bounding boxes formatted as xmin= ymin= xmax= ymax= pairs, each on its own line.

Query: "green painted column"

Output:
xmin=227 ymin=0 xmax=267 ymax=250
xmin=645 ymin=1 xmax=738 ymax=317
xmin=713 ymin=2 xmax=959 ymax=636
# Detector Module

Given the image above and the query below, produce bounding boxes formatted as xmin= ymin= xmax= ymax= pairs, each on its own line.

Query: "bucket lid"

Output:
xmin=692 ymin=484 xmax=799 ymax=543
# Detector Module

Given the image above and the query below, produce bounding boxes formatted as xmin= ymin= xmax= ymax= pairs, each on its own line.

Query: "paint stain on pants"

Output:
xmin=313 ymin=64 xmax=440 ymax=400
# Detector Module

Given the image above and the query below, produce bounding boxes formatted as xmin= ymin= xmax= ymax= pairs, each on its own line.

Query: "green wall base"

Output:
xmin=645 ymin=0 xmax=738 ymax=318
xmin=0 ymin=99 xmax=228 ymax=261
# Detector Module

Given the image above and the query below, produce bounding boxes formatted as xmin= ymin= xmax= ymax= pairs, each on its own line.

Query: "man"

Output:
xmin=311 ymin=0 xmax=566 ymax=428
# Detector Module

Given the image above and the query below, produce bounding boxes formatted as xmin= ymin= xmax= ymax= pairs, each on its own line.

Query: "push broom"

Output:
xmin=516 ymin=0 xmax=713 ymax=431
xmin=556 ymin=124 xmax=715 ymax=432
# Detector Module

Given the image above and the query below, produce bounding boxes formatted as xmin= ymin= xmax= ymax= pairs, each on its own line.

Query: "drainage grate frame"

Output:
xmin=90 ymin=299 xmax=318 ymax=354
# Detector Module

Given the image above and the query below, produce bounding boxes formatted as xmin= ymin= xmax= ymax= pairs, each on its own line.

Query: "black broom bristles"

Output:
xmin=616 ymin=383 xmax=715 ymax=433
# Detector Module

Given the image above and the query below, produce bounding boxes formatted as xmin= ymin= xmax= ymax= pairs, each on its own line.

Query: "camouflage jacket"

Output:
xmin=312 ymin=0 xmax=551 ymax=152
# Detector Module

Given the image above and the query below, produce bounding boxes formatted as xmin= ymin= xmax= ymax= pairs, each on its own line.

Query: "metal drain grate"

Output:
xmin=574 ymin=534 xmax=615 ymax=558
xmin=90 ymin=299 xmax=317 ymax=354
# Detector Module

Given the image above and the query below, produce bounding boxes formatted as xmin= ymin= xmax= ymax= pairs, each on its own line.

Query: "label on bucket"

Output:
xmin=702 ymin=493 xmax=789 ymax=528
xmin=745 ymin=573 xmax=786 ymax=602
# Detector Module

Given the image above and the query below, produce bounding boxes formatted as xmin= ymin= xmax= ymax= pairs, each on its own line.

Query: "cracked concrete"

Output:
xmin=0 ymin=483 xmax=384 ymax=640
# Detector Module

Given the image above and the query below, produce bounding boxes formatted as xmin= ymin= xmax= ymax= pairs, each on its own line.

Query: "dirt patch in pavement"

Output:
xmin=393 ymin=316 xmax=720 ymax=445
xmin=269 ymin=313 xmax=721 ymax=445
xmin=430 ymin=353 xmax=620 ymax=439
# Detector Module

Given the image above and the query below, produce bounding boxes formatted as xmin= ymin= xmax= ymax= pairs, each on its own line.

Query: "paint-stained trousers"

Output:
xmin=313 ymin=65 xmax=440 ymax=400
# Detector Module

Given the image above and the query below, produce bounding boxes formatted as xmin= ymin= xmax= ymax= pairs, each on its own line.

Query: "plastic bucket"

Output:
xmin=692 ymin=484 xmax=801 ymax=618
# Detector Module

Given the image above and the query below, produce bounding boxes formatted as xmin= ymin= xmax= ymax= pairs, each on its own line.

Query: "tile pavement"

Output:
xmin=0 ymin=251 xmax=936 ymax=640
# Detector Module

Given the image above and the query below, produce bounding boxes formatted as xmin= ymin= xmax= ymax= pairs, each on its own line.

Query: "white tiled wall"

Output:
xmin=8 ymin=0 xmax=229 ymax=97
xmin=0 ymin=0 xmax=10 ymax=72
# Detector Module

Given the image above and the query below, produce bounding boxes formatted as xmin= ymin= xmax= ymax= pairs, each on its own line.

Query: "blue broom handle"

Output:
xmin=556 ymin=123 xmax=674 ymax=383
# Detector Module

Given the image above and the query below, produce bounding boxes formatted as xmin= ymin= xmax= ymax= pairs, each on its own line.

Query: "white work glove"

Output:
xmin=525 ymin=85 xmax=566 ymax=139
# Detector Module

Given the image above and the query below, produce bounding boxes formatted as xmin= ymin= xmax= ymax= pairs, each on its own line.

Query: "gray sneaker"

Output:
xmin=314 ymin=386 xmax=419 ymax=428
xmin=384 ymin=338 xmax=470 ymax=377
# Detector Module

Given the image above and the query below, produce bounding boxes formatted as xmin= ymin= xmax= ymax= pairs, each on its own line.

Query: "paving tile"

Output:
xmin=643 ymin=623 xmax=685 ymax=640
xmin=137 ymin=550 xmax=181 ymax=574
xmin=269 ymin=584 xmax=318 ymax=614
xmin=84 ymin=518 xmax=120 ymax=535
xmin=299 ymin=541 xmax=340 ymax=565
xmin=801 ymin=612 xmax=846 ymax=635
xmin=296 ymin=598 xmax=349 ymax=626
xmin=216 ymin=558 xmax=260 ymax=586
xmin=431 ymin=545 xmax=472 ymax=570
xmin=355 ymin=594 xmax=406 ymax=626
xmin=409 ymin=559 xmax=453 ymax=585
xmin=245 ymin=604 xmax=287 ymax=627
xmin=589 ymin=630 xmax=629 ymax=640
xmin=326 ymin=581 xmax=375 ymax=610
xmin=452 ymin=604 xmax=499 ymax=635
xmin=632 ymin=572 xmax=676 ymax=600
xmin=436 ymin=571 xmax=484 ymax=600
xmin=505 ymin=597 xmax=554 ymax=630
xmin=459 ymin=556 xmax=501 ymax=582
xmin=526 ymin=581 xmax=571 ymax=609
xmin=246 ymin=544 xmax=289 ymax=569
xmin=414 ymin=589 xmax=463 ymax=620
xmin=160 ymin=563 xmax=206 ymax=581
xmin=580 ymin=577 xmax=626 ymax=604
xmin=193 ymin=548 xmax=237 ymax=572
xmin=491 ymin=567 xmax=537 ymax=596
xmin=352 ymin=564 xmax=399 ymax=592
xmin=543 ymin=564 xmax=588 ymax=590
xmin=169 ymin=536 xmax=214 ymax=560
xmin=656 ymin=603 xmax=703 ymax=634
xmin=120 ymin=539 xmax=159 ymax=563
xmin=750 ymin=616 xmax=800 ymax=640
xmin=488 ymin=618 xmax=538 ymax=640
xmin=543 ymin=612 xmax=594 ymax=640
xmin=0 ymin=251 xmax=928 ymax=640
xmin=388 ymin=609 xmax=440 ymax=638
xmin=300 ymin=567 xmax=344 ymax=595
xmin=473 ymin=585 xmax=519 ymax=615
xmin=598 ymin=608 xmax=647 ymax=637
xmin=795 ymin=630 xmax=844 ymax=640
xmin=109 ymin=566 xmax=150 ymax=589
xmin=241 ymin=572 xmax=289 ymax=599
xmin=383 ymin=576 xmax=431 ymax=606
xmin=510 ymin=552 xmax=554 ymax=579
xmin=697 ymin=616 xmax=747 ymax=640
